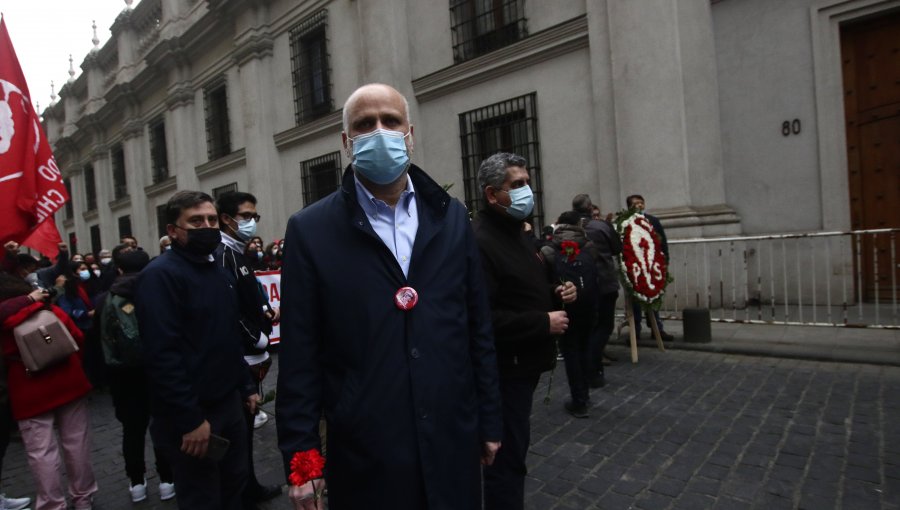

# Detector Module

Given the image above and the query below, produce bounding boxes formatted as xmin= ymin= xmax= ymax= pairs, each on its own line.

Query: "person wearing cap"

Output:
xmin=276 ymin=83 xmax=501 ymax=510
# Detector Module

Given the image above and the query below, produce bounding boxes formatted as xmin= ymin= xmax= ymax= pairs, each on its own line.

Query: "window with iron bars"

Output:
xmin=84 ymin=164 xmax=97 ymax=211
xmin=156 ymin=204 xmax=168 ymax=239
xmin=118 ymin=215 xmax=132 ymax=239
xmin=458 ymin=92 xmax=544 ymax=228
xmin=301 ymin=151 xmax=341 ymax=207
xmin=90 ymin=224 xmax=101 ymax=256
xmin=111 ymin=144 xmax=127 ymax=200
xmin=64 ymin=179 xmax=73 ymax=219
xmin=204 ymin=81 xmax=231 ymax=161
xmin=150 ymin=118 xmax=169 ymax=184
xmin=450 ymin=0 xmax=527 ymax=63
xmin=290 ymin=10 xmax=333 ymax=125
xmin=212 ymin=182 xmax=238 ymax=200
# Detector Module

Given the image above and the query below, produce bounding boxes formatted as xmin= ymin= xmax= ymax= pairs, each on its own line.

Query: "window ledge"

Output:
xmin=109 ymin=196 xmax=132 ymax=211
xmin=196 ymin=148 xmax=247 ymax=179
xmin=273 ymin=110 xmax=343 ymax=152
xmin=145 ymin=175 xmax=177 ymax=198
xmin=62 ymin=218 xmax=74 ymax=229
xmin=82 ymin=209 xmax=99 ymax=222
xmin=412 ymin=15 xmax=588 ymax=103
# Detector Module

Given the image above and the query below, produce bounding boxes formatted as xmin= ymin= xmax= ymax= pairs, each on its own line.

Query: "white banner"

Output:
xmin=255 ymin=270 xmax=281 ymax=344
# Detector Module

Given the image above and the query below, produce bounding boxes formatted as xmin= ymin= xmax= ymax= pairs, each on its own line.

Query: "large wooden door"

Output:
xmin=841 ymin=13 xmax=900 ymax=301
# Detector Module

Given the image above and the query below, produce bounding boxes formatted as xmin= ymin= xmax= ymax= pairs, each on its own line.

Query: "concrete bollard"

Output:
xmin=682 ymin=308 xmax=712 ymax=343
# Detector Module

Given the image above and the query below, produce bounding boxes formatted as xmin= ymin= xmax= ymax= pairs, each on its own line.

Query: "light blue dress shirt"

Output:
xmin=354 ymin=174 xmax=419 ymax=277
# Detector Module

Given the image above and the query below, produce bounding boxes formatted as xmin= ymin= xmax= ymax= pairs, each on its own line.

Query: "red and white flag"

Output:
xmin=0 ymin=16 xmax=68 ymax=260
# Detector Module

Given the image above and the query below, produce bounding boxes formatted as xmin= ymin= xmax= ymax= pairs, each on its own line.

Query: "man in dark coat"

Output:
xmin=473 ymin=152 xmax=577 ymax=510
xmin=276 ymin=83 xmax=502 ymax=510
xmin=625 ymin=194 xmax=673 ymax=341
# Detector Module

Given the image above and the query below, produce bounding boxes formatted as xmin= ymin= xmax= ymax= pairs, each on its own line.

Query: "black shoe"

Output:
xmin=564 ymin=399 xmax=589 ymax=418
xmin=603 ymin=351 xmax=618 ymax=362
xmin=660 ymin=331 xmax=674 ymax=342
xmin=251 ymin=484 xmax=282 ymax=503
xmin=590 ymin=373 xmax=605 ymax=389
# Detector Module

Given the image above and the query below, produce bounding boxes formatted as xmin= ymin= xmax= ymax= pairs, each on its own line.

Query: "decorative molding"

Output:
xmin=82 ymin=209 xmax=99 ymax=222
xmin=233 ymin=30 xmax=274 ymax=67
xmin=653 ymin=204 xmax=741 ymax=229
xmin=145 ymin=175 xmax=177 ymax=198
xmin=273 ymin=110 xmax=343 ymax=151
xmin=166 ymin=81 xmax=195 ymax=109
xmin=90 ymin=144 xmax=109 ymax=160
xmin=196 ymin=148 xmax=247 ymax=179
xmin=62 ymin=218 xmax=74 ymax=229
xmin=121 ymin=118 xmax=144 ymax=140
xmin=412 ymin=15 xmax=589 ymax=103
xmin=109 ymin=196 xmax=132 ymax=211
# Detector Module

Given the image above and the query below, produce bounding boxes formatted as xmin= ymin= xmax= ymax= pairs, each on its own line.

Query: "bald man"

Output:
xmin=276 ymin=84 xmax=502 ymax=510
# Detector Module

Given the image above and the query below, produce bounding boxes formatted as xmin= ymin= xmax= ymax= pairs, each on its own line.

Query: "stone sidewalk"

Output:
xmin=2 ymin=345 xmax=898 ymax=509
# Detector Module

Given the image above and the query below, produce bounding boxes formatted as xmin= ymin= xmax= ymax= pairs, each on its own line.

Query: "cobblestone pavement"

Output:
xmin=3 ymin=346 xmax=898 ymax=509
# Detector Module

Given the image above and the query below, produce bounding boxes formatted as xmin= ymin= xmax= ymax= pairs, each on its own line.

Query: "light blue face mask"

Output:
xmin=78 ymin=270 xmax=91 ymax=281
xmin=235 ymin=218 xmax=257 ymax=241
xmin=502 ymin=185 xmax=535 ymax=220
xmin=350 ymin=128 xmax=411 ymax=185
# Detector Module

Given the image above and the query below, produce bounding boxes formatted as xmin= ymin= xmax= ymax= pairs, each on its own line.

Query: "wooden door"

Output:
xmin=841 ymin=13 xmax=900 ymax=301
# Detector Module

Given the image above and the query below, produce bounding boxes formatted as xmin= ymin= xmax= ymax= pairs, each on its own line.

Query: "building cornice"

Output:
xmin=412 ymin=15 xmax=589 ymax=103
xmin=166 ymin=81 xmax=195 ymax=109
xmin=196 ymin=148 xmax=247 ymax=179
xmin=273 ymin=110 xmax=343 ymax=152
xmin=121 ymin=118 xmax=144 ymax=140
xmin=233 ymin=30 xmax=275 ymax=67
xmin=109 ymin=196 xmax=132 ymax=211
xmin=145 ymin=175 xmax=177 ymax=198
xmin=653 ymin=204 xmax=742 ymax=229
xmin=90 ymin=144 xmax=109 ymax=161
xmin=82 ymin=209 xmax=99 ymax=222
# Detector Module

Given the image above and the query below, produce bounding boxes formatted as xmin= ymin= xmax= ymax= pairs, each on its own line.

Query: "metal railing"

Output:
xmin=658 ymin=229 xmax=899 ymax=329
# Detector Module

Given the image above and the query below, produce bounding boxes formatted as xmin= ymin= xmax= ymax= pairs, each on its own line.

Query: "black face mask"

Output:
xmin=177 ymin=227 xmax=221 ymax=256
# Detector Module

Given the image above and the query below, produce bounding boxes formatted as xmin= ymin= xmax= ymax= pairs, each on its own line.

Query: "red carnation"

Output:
xmin=289 ymin=449 xmax=326 ymax=486
xmin=560 ymin=240 xmax=580 ymax=263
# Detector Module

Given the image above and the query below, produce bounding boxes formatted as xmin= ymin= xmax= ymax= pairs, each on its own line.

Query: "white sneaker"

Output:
xmin=0 ymin=493 xmax=31 ymax=510
xmin=159 ymin=482 xmax=176 ymax=501
xmin=253 ymin=410 xmax=269 ymax=429
xmin=129 ymin=479 xmax=147 ymax=503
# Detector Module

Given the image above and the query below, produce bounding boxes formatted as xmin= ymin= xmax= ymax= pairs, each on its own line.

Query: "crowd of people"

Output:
xmin=0 ymin=83 xmax=670 ymax=510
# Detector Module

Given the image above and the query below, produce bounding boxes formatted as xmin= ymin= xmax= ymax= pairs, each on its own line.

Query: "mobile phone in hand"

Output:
xmin=206 ymin=433 xmax=231 ymax=462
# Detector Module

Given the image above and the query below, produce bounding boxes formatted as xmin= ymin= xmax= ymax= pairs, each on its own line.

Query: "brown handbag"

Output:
xmin=12 ymin=309 xmax=79 ymax=374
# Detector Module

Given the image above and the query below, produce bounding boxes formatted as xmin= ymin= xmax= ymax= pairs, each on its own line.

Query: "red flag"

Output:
xmin=0 ymin=16 xmax=68 ymax=260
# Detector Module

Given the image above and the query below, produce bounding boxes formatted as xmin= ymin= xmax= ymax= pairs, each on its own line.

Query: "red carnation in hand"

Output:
xmin=289 ymin=449 xmax=326 ymax=486
xmin=560 ymin=240 xmax=580 ymax=263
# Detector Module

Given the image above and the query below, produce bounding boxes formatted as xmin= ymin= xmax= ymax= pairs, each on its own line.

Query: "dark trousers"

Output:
xmin=484 ymin=374 xmax=540 ymax=510
xmin=161 ymin=391 xmax=249 ymax=510
xmin=241 ymin=357 xmax=272 ymax=507
xmin=109 ymin=367 xmax=173 ymax=485
xmin=561 ymin=306 xmax=596 ymax=406
xmin=0 ymin=400 xmax=11 ymax=481
xmin=632 ymin=301 xmax=665 ymax=337
xmin=591 ymin=291 xmax=619 ymax=374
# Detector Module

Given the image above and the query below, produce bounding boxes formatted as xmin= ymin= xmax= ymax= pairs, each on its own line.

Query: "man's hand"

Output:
xmin=181 ymin=420 xmax=211 ymax=458
xmin=289 ymin=479 xmax=326 ymax=510
xmin=246 ymin=393 xmax=261 ymax=416
xmin=27 ymin=289 xmax=48 ymax=303
xmin=57 ymin=242 xmax=68 ymax=252
xmin=265 ymin=307 xmax=281 ymax=323
xmin=481 ymin=441 xmax=501 ymax=466
xmin=4 ymin=241 xmax=19 ymax=254
xmin=556 ymin=281 xmax=577 ymax=304
xmin=548 ymin=311 xmax=569 ymax=335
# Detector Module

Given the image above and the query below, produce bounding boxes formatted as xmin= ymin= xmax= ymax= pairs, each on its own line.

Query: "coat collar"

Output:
xmin=340 ymin=164 xmax=450 ymax=220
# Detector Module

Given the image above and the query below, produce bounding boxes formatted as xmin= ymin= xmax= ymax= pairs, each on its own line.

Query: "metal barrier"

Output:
xmin=659 ymin=229 xmax=899 ymax=329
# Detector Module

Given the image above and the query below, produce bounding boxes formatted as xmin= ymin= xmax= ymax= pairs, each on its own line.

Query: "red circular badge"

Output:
xmin=394 ymin=287 xmax=419 ymax=311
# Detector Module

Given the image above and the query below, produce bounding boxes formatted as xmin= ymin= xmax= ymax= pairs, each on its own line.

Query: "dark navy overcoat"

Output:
xmin=276 ymin=165 xmax=502 ymax=510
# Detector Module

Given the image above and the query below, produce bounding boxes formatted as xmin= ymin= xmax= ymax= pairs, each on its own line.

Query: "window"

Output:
xmin=459 ymin=92 xmax=544 ymax=227
xmin=156 ymin=204 xmax=168 ymax=239
xmin=68 ymin=232 xmax=78 ymax=255
xmin=290 ymin=10 xmax=333 ymax=124
xmin=204 ymin=81 xmax=231 ymax=161
xmin=84 ymin=164 xmax=97 ymax=211
xmin=118 ymin=215 xmax=132 ymax=239
xmin=300 ymin=152 xmax=341 ymax=206
xmin=450 ymin=0 xmax=527 ymax=63
xmin=64 ymin=179 xmax=73 ymax=219
xmin=111 ymin=144 xmax=127 ymax=200
xmin=90 ymin=225 xmax=101 ymax=256
xmin=150 ymin=118 xmax=168 ymax=183
xmin=212 ymin=182 xmax=238 ymax=200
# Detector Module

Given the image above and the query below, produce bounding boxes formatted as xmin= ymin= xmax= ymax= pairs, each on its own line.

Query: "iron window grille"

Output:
xmin=300 ymin=151 xmax=341 ymax=207
xmin=450 ymin=0 xmax=527 ymax=63
xmin=64 ymin=179 xmax=73 ymax=219
xmin=212 ymin=182 xmax=238 ymax=200
xmin=290 ymin=10 xmax=333 ymax=125
xmin=89 ymin=225 xmax=101 ymax=256
xmin=204 ymin=80 xmax=231 ymax=161
xmin=149 ymin=118 xmax=169 ymax=183
xmin=84 ymin=164 xmax=97 ymax=211
xmin=458 ymin=92 xmax=544 ymax=228
xmin=68 ymin=232 xmax=78 ymax=255
xmin=111 ymin=144 xmax=127 ymax=200
xmin=118 ymin=215 xmax=132 ymax=239
xmin=156 ymin=204 xmax=168 ymax=239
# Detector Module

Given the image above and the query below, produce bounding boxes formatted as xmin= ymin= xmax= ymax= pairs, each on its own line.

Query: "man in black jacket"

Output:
xmin=473 ymin=152 xmax=576 ymax=510
xmin=214 ymin=191 xmax=281 ymax=506
xmin=135 ymin=190 xmax=259 ymax=510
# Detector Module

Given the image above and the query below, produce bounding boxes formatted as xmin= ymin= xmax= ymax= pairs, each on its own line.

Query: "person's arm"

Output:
xmin=35 ymin=244 xmax=69 ymax=289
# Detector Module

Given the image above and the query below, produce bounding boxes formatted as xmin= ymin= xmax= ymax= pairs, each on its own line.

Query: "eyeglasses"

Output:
xmin=234 ymin=212 xmax=261 ymax=222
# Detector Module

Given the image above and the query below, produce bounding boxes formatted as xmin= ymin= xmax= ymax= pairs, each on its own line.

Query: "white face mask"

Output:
xmin=93 ymin=269 xmax=101 ymax=277
xmin=100 ymin=257 xmax=112 ymax=265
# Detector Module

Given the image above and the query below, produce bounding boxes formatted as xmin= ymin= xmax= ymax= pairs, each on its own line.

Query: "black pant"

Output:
xmin=241 ymin=357 xmax=272 ymax=507
xmin=561 ymin=305 xmax=596 ymax=406
xmin=109 ymin=367 xmax=173 ymax=485
xmin=0 ymin=400 xmax=11 ymax=482
xmin=591 ymin=291 xmax=619 ymax=375
xmin=161 ymin=391 xmax=249 ymax=510
xmin=483 ymin=374 xmax=540 ymax=510
xmin=632 ymin=301 xmax=665 ymax=337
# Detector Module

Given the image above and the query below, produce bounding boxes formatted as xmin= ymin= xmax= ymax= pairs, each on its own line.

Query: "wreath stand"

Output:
xmin=624 ymin=294 xmax=666 ymax=364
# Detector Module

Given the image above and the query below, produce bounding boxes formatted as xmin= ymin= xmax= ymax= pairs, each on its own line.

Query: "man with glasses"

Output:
xmin=135 ymin=190 xmax=260 ymax=509
xmin=214 ymin=191 xmax=281 ymax=507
